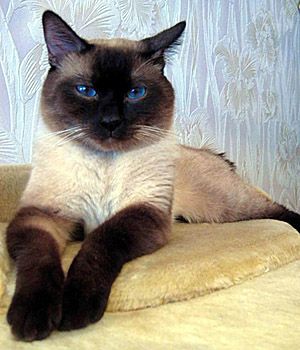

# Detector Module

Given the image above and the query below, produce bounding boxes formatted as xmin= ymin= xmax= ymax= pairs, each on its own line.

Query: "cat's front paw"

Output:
xmin=7 ymin=266 xmax=64 ymax=341
xmin=59 ymin=256 xmax=110 ymax=331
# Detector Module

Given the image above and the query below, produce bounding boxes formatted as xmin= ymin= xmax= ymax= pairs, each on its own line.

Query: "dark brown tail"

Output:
xmin=273 ymin=205 xmax=300 ymax=233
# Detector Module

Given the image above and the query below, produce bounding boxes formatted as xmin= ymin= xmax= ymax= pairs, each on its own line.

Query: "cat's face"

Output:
xmin=41 ymin=11 xmax=185 ymax=152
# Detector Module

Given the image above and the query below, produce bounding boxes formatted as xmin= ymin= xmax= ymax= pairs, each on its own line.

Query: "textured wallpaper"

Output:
xmin=0 ymin=0 xmax=299 ymax=212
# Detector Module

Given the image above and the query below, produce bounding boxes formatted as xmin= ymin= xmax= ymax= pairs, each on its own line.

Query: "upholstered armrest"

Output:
xmin=0 ymin=165 xmax=31 ymax=222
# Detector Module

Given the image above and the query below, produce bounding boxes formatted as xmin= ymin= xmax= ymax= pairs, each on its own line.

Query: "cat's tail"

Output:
xmin=173 ymin=145 xmax=300 ymax=234
xmin=273 ymin=206 xmax=300 ymax=233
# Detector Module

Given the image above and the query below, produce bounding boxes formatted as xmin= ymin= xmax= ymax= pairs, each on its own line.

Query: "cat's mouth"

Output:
xmin=81 ymin=125 xmax=165 ymax=152
xmin=85 ymin=136 xmax=137 ymax=152
xmin=80 ymin=126 xmax=137 ymax=152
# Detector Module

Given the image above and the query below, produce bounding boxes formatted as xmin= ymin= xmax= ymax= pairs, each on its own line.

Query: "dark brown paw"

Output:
xmin=7 ymin=267 xmax=64 ymax=341
xmin=59 ymin=279 xmax=109 ymax=331
xmin=58 ymin=256 xmax=110 ymax=331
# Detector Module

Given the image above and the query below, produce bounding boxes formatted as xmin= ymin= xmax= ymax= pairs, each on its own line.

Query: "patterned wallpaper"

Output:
xmin=0 ymin=0 xmax=299 ymax=212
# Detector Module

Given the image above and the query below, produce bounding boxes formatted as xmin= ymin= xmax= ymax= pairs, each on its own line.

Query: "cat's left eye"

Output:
xmin=127 ymin=86 xmax=147 ymax=101
xmin=76 ymin=85 xmax=97 ymax=97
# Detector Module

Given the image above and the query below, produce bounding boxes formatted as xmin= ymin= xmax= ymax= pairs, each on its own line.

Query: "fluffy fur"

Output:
xmin=5 ymin=10 xmax=299 ymax=342
xmin=173 ymin=146 xmax=288 ymax=224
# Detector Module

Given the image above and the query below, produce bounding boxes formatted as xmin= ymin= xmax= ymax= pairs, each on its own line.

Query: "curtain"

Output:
xmin=0 ymin=0 xmax=299 ymax=212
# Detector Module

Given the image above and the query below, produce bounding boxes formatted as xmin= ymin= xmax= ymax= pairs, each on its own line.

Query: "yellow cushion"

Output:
xmin=1 ymin=219 xmax=300 ymax=313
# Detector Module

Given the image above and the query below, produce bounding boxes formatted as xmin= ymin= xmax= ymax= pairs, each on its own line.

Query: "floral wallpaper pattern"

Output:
xmin=0 ymin=0 xmax=299 ymax=212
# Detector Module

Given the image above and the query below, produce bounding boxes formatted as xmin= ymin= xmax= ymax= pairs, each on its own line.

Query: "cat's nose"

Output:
xmin=100 ymin=116 xmax=122 ymax=132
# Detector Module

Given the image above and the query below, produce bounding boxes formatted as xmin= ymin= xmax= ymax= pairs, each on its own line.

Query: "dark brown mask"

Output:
xmin=41 ymin=11 xmax=186 ymax=152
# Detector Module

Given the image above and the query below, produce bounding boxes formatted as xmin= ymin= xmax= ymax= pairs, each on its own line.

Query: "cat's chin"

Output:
xmin=80 ymin=136 xmax=155 ymax=153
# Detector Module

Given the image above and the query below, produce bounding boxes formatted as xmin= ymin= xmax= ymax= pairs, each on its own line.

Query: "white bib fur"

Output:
xmin=21 ymin=127 xmax=178 ymax=233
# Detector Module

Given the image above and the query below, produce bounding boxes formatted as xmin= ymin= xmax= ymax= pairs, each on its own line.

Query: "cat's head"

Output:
xmin=41 ymin=11 xmax=185 ymax=152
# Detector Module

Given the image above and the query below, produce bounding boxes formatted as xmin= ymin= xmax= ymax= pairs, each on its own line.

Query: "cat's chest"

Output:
xmin=57 ymin=147 xmax=174 ymax=232
xmin=24 ymin=134 xmax=177 ymax=234
xmin=71 ymin=154 xmax=125 ymax=232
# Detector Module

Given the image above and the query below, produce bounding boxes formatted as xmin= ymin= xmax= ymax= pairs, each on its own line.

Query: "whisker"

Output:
xmin=135 ymin=125 xmax=176 ymax=136
xmin=53 ymin=131 xmax=88 ymax=148
xmin=37 ymin=126 xmax=84 ymax=141
xmin=132 ymin=125 xmax=176 ymax=144
xmin=37 ymin=127 xmax=89 ymax=156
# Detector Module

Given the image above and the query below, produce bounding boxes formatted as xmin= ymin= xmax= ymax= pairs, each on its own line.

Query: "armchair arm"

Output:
xmin=0 ymin=165 xmax=31 ymax=222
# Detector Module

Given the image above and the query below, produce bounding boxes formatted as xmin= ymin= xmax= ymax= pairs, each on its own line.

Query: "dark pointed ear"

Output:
xmin=42 ymin=10 xmax=90 ymax=67
xmin=140 ymin=21 xmax=186 ymax=70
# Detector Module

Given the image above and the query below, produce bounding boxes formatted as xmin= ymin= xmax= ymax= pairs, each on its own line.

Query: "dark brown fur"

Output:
xmin=217 ymin=152 xmax=236 ymax=171
xmin=41 ymin=12 xmax=177 ymax=153
xmin=6 ymin=207 xmax=64 ymax=341
xmin=7 ymin=201 xmax=170 ymax=338
xmin=59 ymin=203 xmax=170 ymax=330
xmin=274 ymin=207 xmax=300 ymax=232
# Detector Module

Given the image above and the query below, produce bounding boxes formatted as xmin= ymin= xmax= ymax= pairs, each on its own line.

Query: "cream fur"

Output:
xmin=173 ymin=146 xmax=283 ymax=223
xmin=21 ymin=127 xmax=177 ymax=234
xmin=17 ymin=128 xmax=283 ymax=234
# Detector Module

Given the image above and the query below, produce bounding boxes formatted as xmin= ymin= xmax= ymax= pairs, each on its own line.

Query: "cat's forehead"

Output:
xmin=89 ymin=37 xmax=139 ymax=50
xmin=60 ymin=38 xmax=144 ymax=81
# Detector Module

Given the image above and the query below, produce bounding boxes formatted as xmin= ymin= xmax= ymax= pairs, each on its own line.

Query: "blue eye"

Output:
xmin=127 ymin=86 xmax=147 ymax=101
xmin=76 ymin=85 xmax=97 ymax=97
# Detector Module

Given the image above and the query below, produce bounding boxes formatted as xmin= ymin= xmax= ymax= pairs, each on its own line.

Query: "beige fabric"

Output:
xmin=0 ymin=165 xmax=31 ymax=223
xmin=1 ymin=220 xmax=300 ymax=313
xmin=107 ymin=220 xmax=300 ymax=311
xmin=0 ymin=260 xmax=299 ymax=349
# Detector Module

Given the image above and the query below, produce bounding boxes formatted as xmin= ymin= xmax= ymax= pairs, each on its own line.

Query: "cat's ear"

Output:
xmin=140 ymin=21 xmax=186 ymax=70
xmin=42 ymin=10 xmax=90 ymax=67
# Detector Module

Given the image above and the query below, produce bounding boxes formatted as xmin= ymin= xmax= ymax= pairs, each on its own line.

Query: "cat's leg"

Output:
xmin=6 ymin=206 xmax=80 ymax=341
xmin=59 ymin=203 xmax=170 ymax=331
xmin=174 ymin=146 xmax=300 ymax=233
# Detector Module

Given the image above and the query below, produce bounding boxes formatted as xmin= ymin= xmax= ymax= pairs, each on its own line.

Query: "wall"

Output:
xmin=0 ymin=0 xmax=299 ymax=212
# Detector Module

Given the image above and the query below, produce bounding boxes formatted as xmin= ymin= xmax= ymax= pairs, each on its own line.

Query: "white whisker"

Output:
xmin=132 ymin=125 xmax=176 ymax=144
xmin=54 ymin=132 xmax=87 ymax=147
xmin=37 ymin=126 xmax=84 ymax=141
xmin=37 ymin=126 xmax=89 ymax=156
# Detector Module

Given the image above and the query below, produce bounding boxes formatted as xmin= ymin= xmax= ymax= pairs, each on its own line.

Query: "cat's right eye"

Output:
xmin=75 ymin=85 xmax=97 ymax=97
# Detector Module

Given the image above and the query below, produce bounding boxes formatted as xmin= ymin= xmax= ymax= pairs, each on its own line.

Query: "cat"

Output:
xmin=6 ymin=10 xmax=299 ymax=341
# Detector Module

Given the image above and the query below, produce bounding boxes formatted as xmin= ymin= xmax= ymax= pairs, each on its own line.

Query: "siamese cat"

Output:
xmin=6 ymin=10 xmax=299 ymax=341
